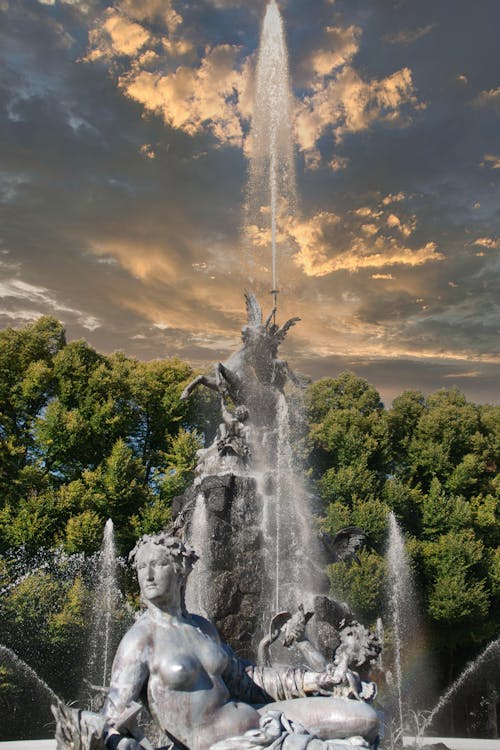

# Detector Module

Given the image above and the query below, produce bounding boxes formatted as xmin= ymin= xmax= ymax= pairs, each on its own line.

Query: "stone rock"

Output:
xmin=178 ymin=472 xmax=269 ymax=659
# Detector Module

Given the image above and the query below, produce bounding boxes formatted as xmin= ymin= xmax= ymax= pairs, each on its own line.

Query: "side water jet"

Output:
xmin=86 ymin=519 xmax=120 ymax=688
xmin=424 ymin=637 xmax=500 ymax=734
xmin=386 ymin=512 xmax=408 ymax=729
xmin=386 ymin=512 xmax=427 ymax=728
xmin=0 ymin=644 xmax=60 ymax=704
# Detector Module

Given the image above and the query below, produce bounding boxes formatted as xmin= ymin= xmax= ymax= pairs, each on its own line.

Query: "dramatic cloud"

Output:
xmin=287 ymin=202 xmax=443 ymax=277
xmin=295 ymin=65 xmax=421 ymax=161
xmin=474 ymin=86 xmax=500 ymax=112
xmin=118 ymin=45 xmax=249 ymax=146
xmin=0 ymin=277 xmax=101 ymax=329
xmin=384 ymin=25 xmax=436 ymax=46
xmin=480 ymin=153 xmax=500 ymax=169
xmin=1 ymin=0 xmax=500 ymax=403
xmin=473 ymin=237 xmax=500 ymax=249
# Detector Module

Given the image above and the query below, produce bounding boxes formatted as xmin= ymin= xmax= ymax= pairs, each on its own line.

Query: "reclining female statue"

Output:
xmin=54 ymin=532 xmax=379 ymax=750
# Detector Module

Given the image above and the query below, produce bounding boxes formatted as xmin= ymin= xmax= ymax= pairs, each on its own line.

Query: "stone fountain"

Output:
xmin=1 ymin=2 xmax=498 ymax=749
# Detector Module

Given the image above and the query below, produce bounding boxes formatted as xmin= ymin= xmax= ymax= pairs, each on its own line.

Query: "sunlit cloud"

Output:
xmin=384 ymin=24 xmax=436 ymax=46
xmin=443 ymin=371 xmax=482 ymax=379
xmin=329 ymin=155 xmax=349 ymax=171
xmin=386 ymin=213 xmax=416 ymax=237
xmin=473 ymin=237 xmax=500 ymax=249
xmin=118 ymin=45 xmax=249 ymax=146
xmin=305 ymin=25 xmax=361 ymax=76
xmin=89 ymin=239 xmax=182 ymax=282
xmin=480 ymin=153 xmax=500 ymax=169
xmin=382 ymin=192 xmax=406 ymax=205
xmin=287 ymin=210 xmax=442 ymax=277
xmin=0 ymin=278 xmax=101 ymax=329
xmin=474 ymin=86 xmax=500 ymax=112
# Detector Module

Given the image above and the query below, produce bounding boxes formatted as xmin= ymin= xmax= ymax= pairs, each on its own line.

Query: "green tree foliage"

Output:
xmin=0 ymin=319 xmax=499 ymax=725
xmin=306 ymin=373 xmax=499 ymax=665
xmin=0 ymin=318 xmax=210 ymax=555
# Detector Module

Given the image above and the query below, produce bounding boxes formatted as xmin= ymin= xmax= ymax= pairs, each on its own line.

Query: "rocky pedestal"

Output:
xmin=175 ymin=473 xmax=269 ymax=659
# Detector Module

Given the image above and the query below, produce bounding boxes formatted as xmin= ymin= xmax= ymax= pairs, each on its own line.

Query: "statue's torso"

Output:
xmin=146 ymin=614 xmax=259 ymax=750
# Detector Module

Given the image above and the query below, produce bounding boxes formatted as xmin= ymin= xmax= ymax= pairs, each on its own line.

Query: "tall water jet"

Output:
xmin=86 ymin=519 xmax=120 ymax=688
xmin=385 ymin=512 xmax=429 ymax=729
xmin=246 ymin=0 xmax=296 ymax=293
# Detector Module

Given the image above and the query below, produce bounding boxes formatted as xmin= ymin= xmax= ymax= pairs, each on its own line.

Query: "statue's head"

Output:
xmin=129 ymin=533 xmax=198 ymax=608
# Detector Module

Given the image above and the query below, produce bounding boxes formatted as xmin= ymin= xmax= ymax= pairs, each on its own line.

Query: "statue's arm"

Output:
xmin=101 ymin=621 xmax=150 ymax=746
xmin=222 ymin=646 xmax=331 ymax=703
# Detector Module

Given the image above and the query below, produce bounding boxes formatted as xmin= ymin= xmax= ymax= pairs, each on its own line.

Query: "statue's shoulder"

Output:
xmin=188 ymin=612 xmax=221 ymax=642
xmin=118 ymin=611 xmax=152 ymax=651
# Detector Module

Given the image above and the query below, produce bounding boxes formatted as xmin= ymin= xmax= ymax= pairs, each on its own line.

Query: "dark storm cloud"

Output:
xmin=1 ymin=0 xmax=499 ymax=403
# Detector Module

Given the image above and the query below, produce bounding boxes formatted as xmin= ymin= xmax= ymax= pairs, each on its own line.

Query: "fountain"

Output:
xmin=177 ymin=0 xmax=325 ymax=653
xmin=423 ymin=638 xmax=500 ymax=735
xmin=246 ymin=0 xmax=296 ymax=294
xmin=1 ymin=3 xmax=498 ymax=749
xmin=0 ymin=645 xmax=60 ymax=705
xmin=85 ymin=519 xmax=121 ymax=692
xmin=386 ymin=512 xmax=418 ymax=729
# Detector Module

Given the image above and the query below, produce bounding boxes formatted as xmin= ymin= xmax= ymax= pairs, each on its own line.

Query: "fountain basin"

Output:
xmin=403 ymin=738 xmax=500 ymax=749
xmin=0 ymin=742 xmax=56 ymax=750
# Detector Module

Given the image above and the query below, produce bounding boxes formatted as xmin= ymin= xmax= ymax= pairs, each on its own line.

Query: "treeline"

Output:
xmin=0 ymin=316 xmax=217 ymax=555
xmin=0 ymin=317 xmax=499 ymax=736
xmin=307 ymin=374 xmax=499 ymax=649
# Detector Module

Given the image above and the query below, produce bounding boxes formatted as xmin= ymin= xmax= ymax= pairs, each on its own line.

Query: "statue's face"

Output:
xmin=136 ymin=542 xmax=181 ymax=606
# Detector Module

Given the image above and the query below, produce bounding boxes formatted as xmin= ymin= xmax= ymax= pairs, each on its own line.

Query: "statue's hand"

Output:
xmin=315 ymin=663 xmax=346 ymax=693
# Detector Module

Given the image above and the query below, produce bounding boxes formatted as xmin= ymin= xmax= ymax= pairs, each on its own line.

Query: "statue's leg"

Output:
xmin=257 ymin=698 xmax=378 ymax=744
xmin=181 ymin=375 xmax=218 ymax=400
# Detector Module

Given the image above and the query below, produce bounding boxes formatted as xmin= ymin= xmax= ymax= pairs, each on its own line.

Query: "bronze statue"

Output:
xmin=180 ymin=292 xmax=300 ymax=407
xmin=53 ymin=533 xmax=379 ymax=750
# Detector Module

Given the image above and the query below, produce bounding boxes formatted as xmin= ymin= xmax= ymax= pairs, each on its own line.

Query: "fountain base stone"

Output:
xmin=175 ymin=473 xmax=269 ymax=659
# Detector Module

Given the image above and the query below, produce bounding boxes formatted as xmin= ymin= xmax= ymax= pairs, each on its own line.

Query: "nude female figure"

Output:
xmin=102 ymin=534 xmax=379 ymax=750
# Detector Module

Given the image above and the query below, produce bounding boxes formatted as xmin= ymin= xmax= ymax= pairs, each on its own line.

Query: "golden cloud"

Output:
xmin=86 ymin=7 xmax=150 ymax=60
xmin=89 ymin=239 xmax=182 ymax=282
xmin=308 ymin=25 xmax=361 ymax=76
xmin=473 ymin=237 xmax=500 ymax=249
xmin=295 ymin=65 xmax=420 ymax=159
xmin=287 ymin=211 xmax=443 ymax=277
xmin=118 ymin=44 xmax=248 ymax=146
xmin=386 ymin=213 xmax=416 ymax=237
xmin=480 ymin=153 xmax=500 ymax=169
xmin=474 ymin=86 xmax=500 ymax=112
xmin=382 ymin=192 xmax=406 ymax=205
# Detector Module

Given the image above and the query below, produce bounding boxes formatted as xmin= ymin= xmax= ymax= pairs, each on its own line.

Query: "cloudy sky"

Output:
xmin=1 ymin=0 xmax=499 ymax=404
